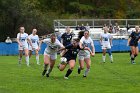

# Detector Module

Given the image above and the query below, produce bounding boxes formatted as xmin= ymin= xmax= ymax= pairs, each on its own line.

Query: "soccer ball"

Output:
xmin=60 ymin=57 xmax=67 ymax=64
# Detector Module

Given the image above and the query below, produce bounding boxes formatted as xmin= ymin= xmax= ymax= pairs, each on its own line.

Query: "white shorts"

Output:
xmin=44 ymin=52 xmax=57 ymax=60
xmin=78 ymin=55 xmax=90 ymax=60
xmin=102 ymin=43 xmax=111 ymax=49
xmin=78 ymin=50 xmax=90 ymax=60
xmin=29 ymin=45 xmax=38 ymax=51
xmin=18 ymin=44 xmax=28 ymax=50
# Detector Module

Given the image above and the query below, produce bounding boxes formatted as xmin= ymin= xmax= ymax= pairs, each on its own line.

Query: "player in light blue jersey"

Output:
xmin=17 ymin=26 xmax=32 ymax=66
xmin=100 ymin=26 xmax=113 ymax=63
xmin=28 ymin=28 xmax=40 ymax=65
xmin=78 ymin=30 xmax=95 ymax=77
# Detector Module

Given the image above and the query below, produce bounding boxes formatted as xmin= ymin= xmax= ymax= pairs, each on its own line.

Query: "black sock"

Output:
xmin=130 ymin=51 xmax=132 ymax=56
xmin=65 ymin=69 xmax=73 ymax=77
xmin=44 ymin=64 xmax=48 ymax=70
xmin=134 ymin=54 xmax=137 ymax=58
xmin=131 ymin=55 xmax=135 ymax=61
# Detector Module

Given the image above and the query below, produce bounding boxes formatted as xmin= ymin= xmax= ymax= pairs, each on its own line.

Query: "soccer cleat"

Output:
xmin=18 ymin=61 xmax=21 ymax=65
xmin=83 ymin=75 xmax=87 ymax=77
xmin=46 ymin=74 xmax=49 ymax=77
xmin=64 ymin=76 xmax=69 ymax=79
xmin=78 ymin=68 xmax=81 ymax=74
xmin=42 ymin=70 xmax=47 ymax=76
xmin=132 ymin=62 xmax=136 ymax=64
xmin=18 ymin=61 xmax=21 ymax=66
xmin=131 ymin=60 xmax=136 ymax=64
xmin=37 ymin=63 xmax=40 ymax=65
xmin=27 ymin=64 xmax=30 ymax=67
xmin=102 ymin=61 xmax=105 ymax=63
xmin=18 ymin=59 xmax=22 ymax=65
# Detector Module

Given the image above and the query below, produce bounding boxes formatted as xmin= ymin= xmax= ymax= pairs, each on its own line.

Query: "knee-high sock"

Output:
xmin=36 ymin=55 xmax=39 ymax=64
xmin=107 ymin=49 xmax=112 ymax=56
xmin=78 ymin=66 xmax=83 ymax=70
xmin=110 ymin=55 xmax=113 ymax=62
xmin=130 ymin=51 xmax=132 ymax=57
xmin=134 ymin=54 xmax=137 ymax=58
xmin=131 ymin=54 xmax=135 ymax=61
xmin=44 ymin=64 xmax=48 ymax=70
xmin=18 ymin=57 xmax=22 ymax=64
xmin=46 ymin=67 xmax=52 ymax=75
xmin=65 ymin=69 xmax=73 ymax=77
xmin=25 ymin=56 xmax=29 ymax=66
xmin=84 ymin=68 xmax=90 ymax=76
xmin=102 ymin=55 xmax=106 ymax=62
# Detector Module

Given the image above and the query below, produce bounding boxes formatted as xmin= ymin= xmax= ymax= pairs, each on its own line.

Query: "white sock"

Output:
xmin=110 ymin=55 xmax=113 ymax=62
xmin=46 ymin=67 xmax=52 ymax=75
xmin=44 ymin=64 xmax=48 ymax=70
xmin=84 ymin=68 xmax=90 ymax=76
xmin=102 ymin=55 xmax=106 ymax=62
xmin=25 ymin=56 xmax=29 ymax=66
xmin=36 ymin=55 xmax=39 ymax=64
xmin=78 ymin=66 xmax=80 ymax=69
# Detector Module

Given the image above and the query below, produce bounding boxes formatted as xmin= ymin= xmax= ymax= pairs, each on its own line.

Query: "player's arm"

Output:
xmin=127 ymin=37 xmax=131 ymax=46
xmin=83 ymin=47 xmax=93 ymax=55
xmin=59 ymin=47 xmax=66 ymax=57
xmin=61 ymin=34 xmax=64 ymax=44
xmin=59 ymin=44 xmax=73 ymax=57
xmin=127 ymin=33 xmax=133 ymax=46
xmin=17 ymin=38 xmax=22 ymax=46
xmin=58 ymin=41 xmax=68 ymax=57
xmin=90 ymin=39 xmax=95 ymax=56
xmin=37 ymin=36 xmax=40 ymax=51
xmin=70 ymin=34 xmax=73 ymax=43
xmin=27 ymin=37 xmax=33 ymax=48
xmin=37 ymin=35 xmax=40 ymax=46
xmin=100 ymin=35 xmax=103 ymax=46
xmin=16 ymin=33 xmax=22 ymax=46
xmin=109 ymin=35 xmax=113 ymax=46
xmin=38 ymin=39 xmax=44 ymax=49
xmin=79 ymin=42 xmax=83 ymax=49
xmin=79 ymin=37 xmax=84 ymax=49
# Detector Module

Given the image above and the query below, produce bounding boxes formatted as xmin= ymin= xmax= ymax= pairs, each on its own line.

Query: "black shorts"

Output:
xmin=64 ymin=57 xmax=76 ymax=63
xmin=129 ymin=42 xmax=138 ymax=47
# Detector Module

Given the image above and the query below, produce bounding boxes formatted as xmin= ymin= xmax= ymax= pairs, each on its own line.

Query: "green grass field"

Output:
xmin=0 ymin=53 xmax=140 ymax=93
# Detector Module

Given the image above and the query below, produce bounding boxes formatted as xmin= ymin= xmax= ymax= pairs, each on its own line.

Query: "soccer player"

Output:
xmin=127 ymin=26 xmax=140 ymax=64
xmin=61 ymin=26 xmax=73 ymax=47
xmin=78 ymin=30 xmax=95 ymax=77
xmin=40 ymin=33 xmax=64 ymax=77
xmin=100 ymin=26 xmax=113 ymax=63
xmin=28 ymin=28 xmax=40 ymax=65
xmin=57 ymin=39 xmax=92 ymax=79
xmin=17 ymin=26 xmax=32 ymax=66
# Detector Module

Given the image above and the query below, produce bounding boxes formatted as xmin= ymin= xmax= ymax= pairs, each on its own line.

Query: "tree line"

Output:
xmin=0 ymin=0 xmax=140 ymax=41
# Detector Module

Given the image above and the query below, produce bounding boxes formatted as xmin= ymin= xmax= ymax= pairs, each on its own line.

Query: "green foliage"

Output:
xmin=1 ymin=0 xmax=140 ymax=41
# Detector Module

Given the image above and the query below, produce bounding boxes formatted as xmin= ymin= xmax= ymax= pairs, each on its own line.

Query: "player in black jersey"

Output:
xmin=61 ymin=27 xmax=73 ymax=46
xmin=127 ymin=26 xmax=140 ymax=64
xmin=57 ymin=39 xmax=92 ymax=79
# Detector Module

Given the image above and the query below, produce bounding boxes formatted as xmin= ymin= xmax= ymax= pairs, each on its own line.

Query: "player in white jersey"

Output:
xmin=28 ymin=28 xmax=40 ymax=65
xmin=17 ymin=26 xmax=32 ymax=66
xmin=100 ymin=26 xmax=113 ymax=63
xmin=78 ymin=30 xmax=95 ymax=77
xmin=40 ymin=33 xmax=64 ymax=77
